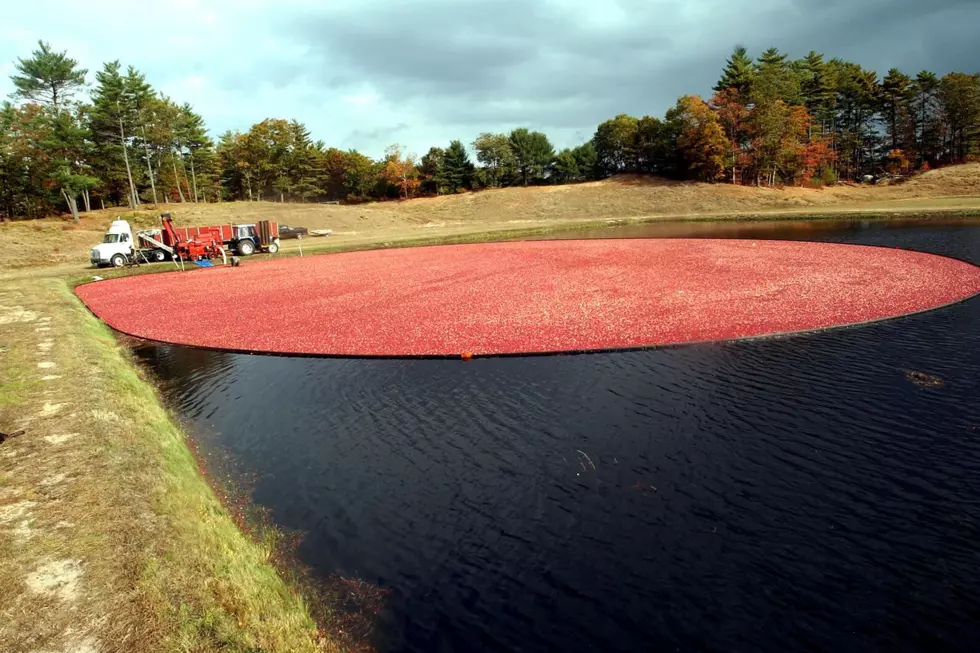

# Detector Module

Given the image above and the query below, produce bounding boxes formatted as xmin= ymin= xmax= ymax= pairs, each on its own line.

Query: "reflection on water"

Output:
xmin=532 ymin=215 xmax=980 ymax=242
xmin=134 ymin=219 xmax=980 ymax=653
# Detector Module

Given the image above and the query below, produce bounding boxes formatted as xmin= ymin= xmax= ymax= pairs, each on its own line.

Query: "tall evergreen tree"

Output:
xmin=714 ymin=46 xmax=754 ymax=96
xmin=882 ymin=68 xmax=915 ymax=152
xmin=799 ymin=51 xmax=835 ymax=135
xmin=419 ymin=147 xmax=445 ymax=194
xmin=89 ymin=61 xmax=139 ymax=207
xmin=571 ymin=142 xmax=599 ymax=180
xmin=439 ymin=140 xmax=475 ymax=192
xmin=10 ymin=40 xmax=87 ymax=110
xmin=124 ymin=66 xmax=159 ymax=203
xmin=938 ymin=72 xmax=980 ymax=162
xmin=752 ymin=47 xmax=800 ymax=106
xmin=913 ymin=71 xmax=941 ymax=166
xmin=46 ymin=107 xmax=98 ymax=222
xmin=179 ymin=103 xmax=215 ymax=202
xmin=550 ymin=149 xmax=580 ymax=183
xmin=9 ymin=41 xmax=95 ymax=220
xmin=827 ymin=59 xmax=881 ymax=179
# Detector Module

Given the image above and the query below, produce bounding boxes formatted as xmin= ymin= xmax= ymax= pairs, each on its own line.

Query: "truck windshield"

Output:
xmin=103 ymin=234 xmax=121 ymax=243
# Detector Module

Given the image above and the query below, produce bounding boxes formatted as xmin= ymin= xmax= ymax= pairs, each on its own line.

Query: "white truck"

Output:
xmin=90 ymin=219 xmax=173 ymax=268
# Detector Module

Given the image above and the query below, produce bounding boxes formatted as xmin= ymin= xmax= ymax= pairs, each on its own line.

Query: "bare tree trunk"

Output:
xmin=119 ymin=114 xmax=139 ymax=208
xmin=177 ymin=156 xmax=192 ymax=202
xmin=189 ymin=152 xmax=199 ymax=202
xmin=100 ymin=197 xmax=105 ymax=210
xmin=245 ymin=174 xmax=253 ymax=201
xmin=140 ymin=124 xmax=159 ymax=204
xmin=82 ymin=189 xmax=91 ymax=213
xmin=280 ymin=192 xmax=284 ymax=203
xmin=62 ymin=189 xmax=80 ymax=223
xmin=171 ymin=153 xmax=186 ymax=202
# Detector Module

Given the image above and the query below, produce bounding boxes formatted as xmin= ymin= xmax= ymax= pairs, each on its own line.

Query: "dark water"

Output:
xmin=134 ymin=219 xmax=980 ymax=653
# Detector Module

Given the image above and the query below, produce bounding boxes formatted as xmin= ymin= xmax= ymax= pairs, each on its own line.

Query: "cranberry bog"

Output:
xmin=74 ymin=239 xmax=980 ymax=358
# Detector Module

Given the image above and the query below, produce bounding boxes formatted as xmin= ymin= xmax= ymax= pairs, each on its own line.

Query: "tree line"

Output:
xmin=2 ymin=41 xmax=979 ymax=220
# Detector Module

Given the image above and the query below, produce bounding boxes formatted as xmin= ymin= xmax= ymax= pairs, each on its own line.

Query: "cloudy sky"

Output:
xmin=1 ymin=0 xmax=977 ymax=157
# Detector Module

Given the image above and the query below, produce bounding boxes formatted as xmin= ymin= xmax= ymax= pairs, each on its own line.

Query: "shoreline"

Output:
xmin=47 ymin=206 xmax=980 ymax=289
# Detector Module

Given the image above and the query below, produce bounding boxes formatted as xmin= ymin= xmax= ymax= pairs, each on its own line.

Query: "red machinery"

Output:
xmin=160 ymin=213 xmax=280 ymax=258
xmin=161 ymin=215 xmax=225 ymax=261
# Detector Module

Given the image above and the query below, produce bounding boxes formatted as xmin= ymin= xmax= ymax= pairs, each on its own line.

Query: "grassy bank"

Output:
xmin=4 ymin=162 xmax=980 ymax=271
xmin=0 ymin=276 xmax=334 ymax=652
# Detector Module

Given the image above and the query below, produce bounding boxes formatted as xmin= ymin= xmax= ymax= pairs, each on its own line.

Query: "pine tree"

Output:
xmin=89 ymin=61 xmax=139 ymax=207
xmin=714 ymin=46 xmax=754 ymax=96
xmin=799 ymin=51 xmax=835 ymax=135
xmin=11 ymin=41 xmax=87 ymax=110
xmin=440 ymin=140 xmax=475 ymax=192
xmin=46 ymin=107 xmax=97 ymax=222
xmin=10 ymin=41 xmax=95 ymax=220
xmin=938 ymin=73 xmax=980 ymax=163
xmin=752 ymin=48 xmax=800 ymax=106
xmin=419 ymin=147 xmax=445 ymax=194
xmin=571 ymin=142 xmax=598 ymax=180
xmin=550 ymin=149 xmax=580 ymax=183
xmin=827 ymin=60 xmax=880 ymax=179
xmin=179 ymin=104 xmax=215 ymax=202
xmin=882 ymin=69 xmax=914 ymax=152
xmin=913 ymin=71 xmax=941 ymax=166
xmin=124 ymin=67 xmax=159 ymax=203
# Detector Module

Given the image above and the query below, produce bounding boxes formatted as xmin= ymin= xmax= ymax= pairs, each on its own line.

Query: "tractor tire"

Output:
xmin=267 ymin=242 xmax=280 ymax=254
xmin=152 ymin=249 xmax=166 ymax=262
xmin=110 ymin=254 xmax=126 ymax=268
xmin=237 ymin=240 xmax=255 ymax=256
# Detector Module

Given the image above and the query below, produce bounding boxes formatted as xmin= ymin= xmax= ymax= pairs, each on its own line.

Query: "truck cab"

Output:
xmin=91 ymin=220 xmax=135 ymax=267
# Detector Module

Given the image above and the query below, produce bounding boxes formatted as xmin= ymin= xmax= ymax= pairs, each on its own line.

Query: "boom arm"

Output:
xmin=161 ymin=214 xmax=182 ymax=248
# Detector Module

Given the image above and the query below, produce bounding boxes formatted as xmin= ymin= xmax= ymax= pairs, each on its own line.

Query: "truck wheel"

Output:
xmin=110 ymin=254 xmax=126 ymax=268
xmin=237 ymin=240 xmax=255 ymax=256
xmin=267 ymin=242 xmax=280 ymax=254
xmin=152 ymin=249 xmax=166 ymax=262
xmin=296 ymin=234 xmax=304 ymax=240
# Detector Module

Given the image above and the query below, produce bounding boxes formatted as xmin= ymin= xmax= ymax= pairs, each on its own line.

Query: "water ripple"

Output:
xmin=131 ymin=221 xmax=980 ymax=653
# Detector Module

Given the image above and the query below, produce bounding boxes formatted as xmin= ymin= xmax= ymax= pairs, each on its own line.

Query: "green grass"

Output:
xmin=75 ymin=292 xmax=331 ymax=651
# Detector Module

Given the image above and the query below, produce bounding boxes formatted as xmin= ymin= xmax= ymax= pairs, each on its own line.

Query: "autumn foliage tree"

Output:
xmin=710 ymin=89 xmax=750 ymax=183
xmin=667 ymin=95 xmax=728 ymax=181
xmin=381 ymin=144 xmax=420 ymax=199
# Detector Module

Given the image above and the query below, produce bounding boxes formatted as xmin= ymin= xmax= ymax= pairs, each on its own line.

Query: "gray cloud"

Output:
xmin=2 ymin=0 xmax=979 ymax=156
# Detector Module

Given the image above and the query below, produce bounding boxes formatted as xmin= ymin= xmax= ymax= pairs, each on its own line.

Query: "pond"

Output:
xmin=133 ymin=218 xmax=980 ymax=652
